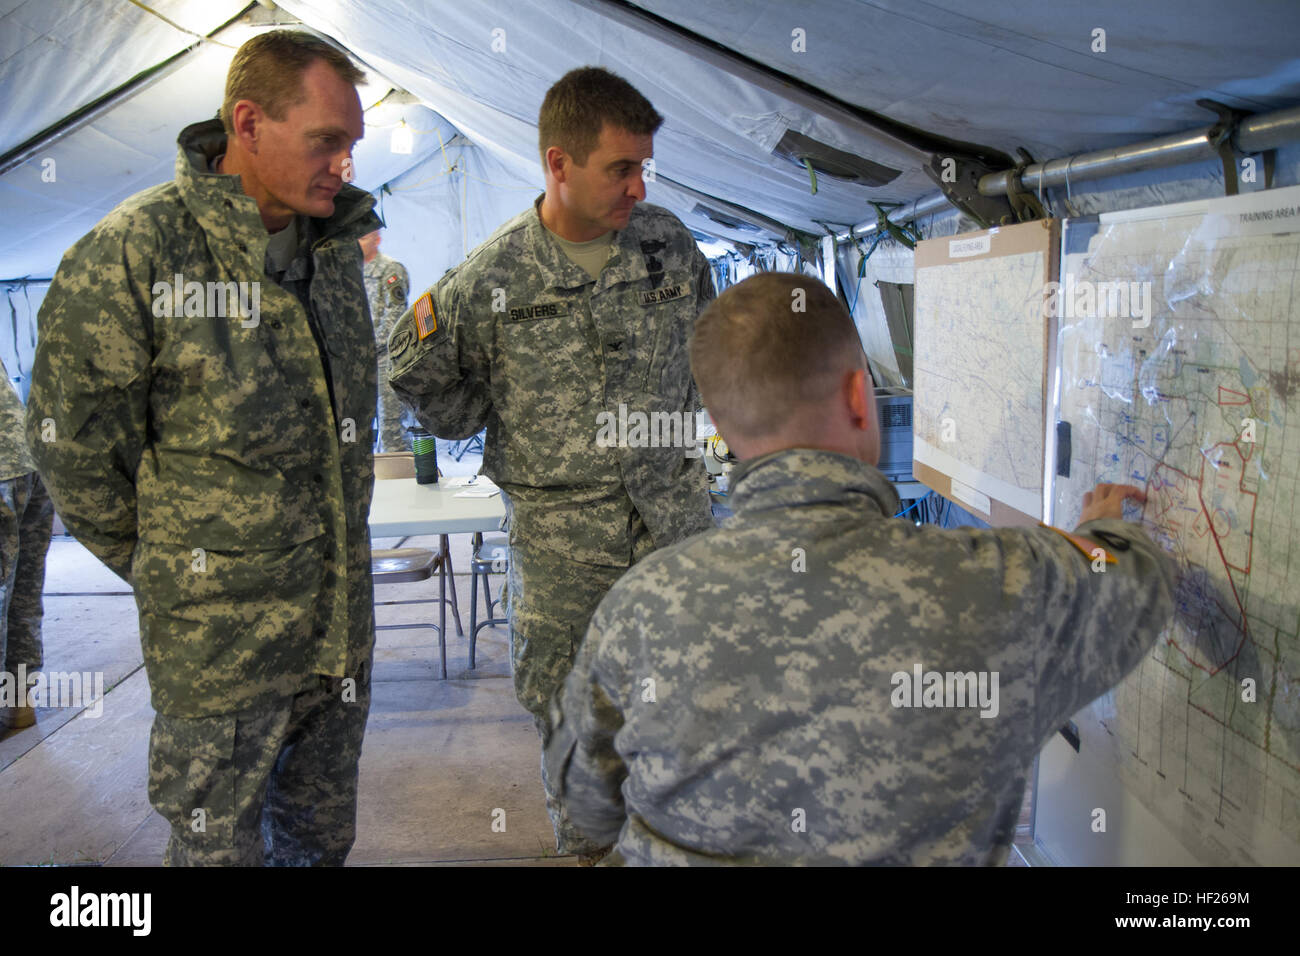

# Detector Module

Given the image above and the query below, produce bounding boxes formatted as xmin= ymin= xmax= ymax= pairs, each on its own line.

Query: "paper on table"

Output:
xmin=454 ymin=487 xmax=501 ymax=498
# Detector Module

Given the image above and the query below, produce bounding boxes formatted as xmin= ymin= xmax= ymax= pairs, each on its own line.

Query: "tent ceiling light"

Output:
xmin=390 ymin=120 xmax=413 ymax=155
xmin=773 ymin=130 xmax=901 ymax=187
xmin=692 ymin=203 xmax=761 ymax=233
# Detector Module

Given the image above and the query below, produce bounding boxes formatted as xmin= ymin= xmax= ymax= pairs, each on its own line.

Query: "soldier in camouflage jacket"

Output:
xmin=389 ymin=67 xmax=715 ymax=856
xmin=26 ymin=33 xmax=382 ymax=865
xmin=546 ymin=273 xmax=1178 ymax=865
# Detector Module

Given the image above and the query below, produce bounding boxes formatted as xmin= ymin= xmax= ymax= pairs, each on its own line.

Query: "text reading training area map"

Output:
xmin=1052 ymin=186 xmax=1300 ymax=864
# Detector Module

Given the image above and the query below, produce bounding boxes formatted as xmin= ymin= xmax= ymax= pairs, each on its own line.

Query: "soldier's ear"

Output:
xmin=846 ymin=367 xmax=873 ymax=431
xmin=229 ymin=100 xmax=263 ymax=152
xmin=544 ymin=146 xmax=568 ymax=182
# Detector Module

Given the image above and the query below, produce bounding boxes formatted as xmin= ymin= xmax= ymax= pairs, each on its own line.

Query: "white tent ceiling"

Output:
xmin=635 ymin=0 xmax=1300 ymax=158
xmin=3 ymin=0 xmax=1300 ymax=383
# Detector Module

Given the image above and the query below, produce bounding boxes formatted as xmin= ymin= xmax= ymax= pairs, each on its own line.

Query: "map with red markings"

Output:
xmin=1052 ymin=189 xmax=1300 ymax=863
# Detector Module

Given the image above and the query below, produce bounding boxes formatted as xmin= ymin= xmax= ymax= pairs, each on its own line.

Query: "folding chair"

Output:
xmin=373 ymin=453 xmax=463 ymax=678
xmin=468 ymin=531 xmax=509 ymax=669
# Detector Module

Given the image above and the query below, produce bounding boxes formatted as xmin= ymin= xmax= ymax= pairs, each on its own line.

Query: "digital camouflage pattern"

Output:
xmin=26 ymin=118 xmax=383 ymax=719
xmin=364 ymin=251 xmax=411 ymax=451
xmin=508 ymin=529 xmax=658 ymax=853
xmin=1 ymin=360 xmax=52 ymax=685
xmin=0 ymin=358 xmax=36 ymax=480
xmin=148 ymin=666 xmax=370 ymax=865
xmin=388 ymin=198 xmax=715 ymax=566
xmin=546 ymin=448 xmax=1178 ymax=865
xmin=1 ymin=473 xmax=53 ymax=679
xmin=389 ymin=198 xmax=716 ymax=853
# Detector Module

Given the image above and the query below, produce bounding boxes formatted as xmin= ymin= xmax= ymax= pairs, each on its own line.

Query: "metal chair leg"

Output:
xmin=440 ymin=534 xmax=464 ymax=637
xmin=470 ymin=566 xmax=508 ymax=671
xmin=437 ymin=551 xmax=447 ymax=679
xmin=469 ymin=567 xmax=480 ymax=669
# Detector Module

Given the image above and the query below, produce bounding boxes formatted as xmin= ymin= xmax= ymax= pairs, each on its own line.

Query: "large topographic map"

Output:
xmin=1052 ymin=187 xmax=1300 ymax=863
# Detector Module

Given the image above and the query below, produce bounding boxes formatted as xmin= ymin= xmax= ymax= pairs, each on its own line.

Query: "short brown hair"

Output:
xmin=537 ymin=67 xmax=662 ymax=166
xmin=691 ymin=273 xmax=865 ymax=440
xmin=221 ymin=30 xmax=365 ymax=134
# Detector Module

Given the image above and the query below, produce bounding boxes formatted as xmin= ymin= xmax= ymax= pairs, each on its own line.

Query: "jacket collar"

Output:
xmin=728 ymin=447 xmax=901 ymax=520
xmin=174 ymin=119 xmax=378 ymax=273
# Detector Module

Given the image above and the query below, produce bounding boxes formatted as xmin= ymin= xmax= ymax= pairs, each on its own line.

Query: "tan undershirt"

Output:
xmin=549 ymin=228 xmax=613 ymax=280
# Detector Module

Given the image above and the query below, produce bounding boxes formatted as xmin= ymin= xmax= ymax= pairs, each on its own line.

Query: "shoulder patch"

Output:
xmin=390 ymin=327 xmax=414 ymax=357
xmin=414 ymin=292 xmax=437 ymax=339
xmin=1040 ymin=523 xmax=1118 ymax=564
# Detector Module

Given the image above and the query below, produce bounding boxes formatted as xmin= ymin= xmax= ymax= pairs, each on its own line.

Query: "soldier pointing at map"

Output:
xmin=544 ymin=273 xmax=1179 ymax=865
xmin=387 ymin=67 xmax=715 ymax=859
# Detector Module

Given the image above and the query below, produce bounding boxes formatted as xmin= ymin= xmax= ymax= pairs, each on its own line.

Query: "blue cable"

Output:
xmin=895 ymin=491 xmax=930 ymax=519
xmin=847 ymin=274 xmax=864 ymax=316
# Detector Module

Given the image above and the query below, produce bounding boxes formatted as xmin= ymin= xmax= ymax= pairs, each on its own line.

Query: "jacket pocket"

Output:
xmin=137 ymin=470 xmax=325 ymax=551
xmin=132 ymin=532 xmax=328 ymax=714
xmin=496 ymin=309 xmax=593 ymax=416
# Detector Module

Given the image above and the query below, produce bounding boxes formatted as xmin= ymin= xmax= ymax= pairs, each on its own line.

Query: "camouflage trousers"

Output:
xmin=0 ymin=473 xmax=54 ymax=675
xmin=147 ymin=661 xmax=371 ymax=866
xmin=376 ymin=351 xmax=409 ymax=452
xmin=507 ymin=527 xmax=656 ymax=856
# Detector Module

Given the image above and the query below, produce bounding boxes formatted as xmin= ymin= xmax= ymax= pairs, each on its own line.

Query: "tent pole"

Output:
xmin=836 ymin=103 xmax=1300 ymax=243
xmin=981 ymin=106 xmax=1300 ymax=196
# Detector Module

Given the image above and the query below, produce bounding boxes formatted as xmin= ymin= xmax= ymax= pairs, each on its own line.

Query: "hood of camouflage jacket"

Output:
xmin=174 ymin=119 xmax=378 ymax=266
xmin=728 ymin=447 xmax=902 ymax=519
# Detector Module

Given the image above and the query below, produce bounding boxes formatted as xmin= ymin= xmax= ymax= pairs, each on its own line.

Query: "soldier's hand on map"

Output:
xmin=1078 ymin=482 xmax=1146 ymax=525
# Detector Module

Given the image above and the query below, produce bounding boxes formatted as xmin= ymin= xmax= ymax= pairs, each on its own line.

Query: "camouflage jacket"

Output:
xmin=364 ymin=252 xmax=409 ymax=355
xmin=1 ymin=356 xmax=36 ymax=481
xmin=388 ymin=199 xmax=715 ymax=566
xmin=546 ymin=448 xmax=1177 ymax=865
xmin=27 ymin=118 xmax=382 ymax=717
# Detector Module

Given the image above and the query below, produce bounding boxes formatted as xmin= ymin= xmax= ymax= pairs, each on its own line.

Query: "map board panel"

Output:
xmin=913 ymin=219 xmax=1060 ymax=525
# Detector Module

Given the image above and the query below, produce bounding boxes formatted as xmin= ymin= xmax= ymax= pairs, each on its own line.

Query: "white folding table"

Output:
xmin=368 ymin=477 xmax=506 ymax=676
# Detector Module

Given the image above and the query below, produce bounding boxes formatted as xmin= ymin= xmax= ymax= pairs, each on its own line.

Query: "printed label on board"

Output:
xmin=949 ymin=235 xmax=991 ymax=258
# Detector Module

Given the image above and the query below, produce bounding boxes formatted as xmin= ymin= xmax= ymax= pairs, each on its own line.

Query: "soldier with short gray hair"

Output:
xmin=545 ymin=272 xmax=1177 ymax=865
xmin=27 ymin=30 xmax=382 ymax=865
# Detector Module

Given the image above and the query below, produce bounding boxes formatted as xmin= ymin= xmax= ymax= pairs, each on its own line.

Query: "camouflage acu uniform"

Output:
xmin=546 ymin=448 xmax=1178 ymax=865
xmin=364 ymin=252 xmax=411 ymax=451
xmin=27 ymin=119 xmax=381 ymax=864
xmin=389 ymin=198 xmax=715 ymax=853
xmin=1 ymin=360 xmax=53 ymax=697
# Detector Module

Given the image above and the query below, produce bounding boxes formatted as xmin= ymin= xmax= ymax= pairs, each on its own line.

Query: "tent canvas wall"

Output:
xmin=3 ymin=0 xmax=1299 ymax=865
